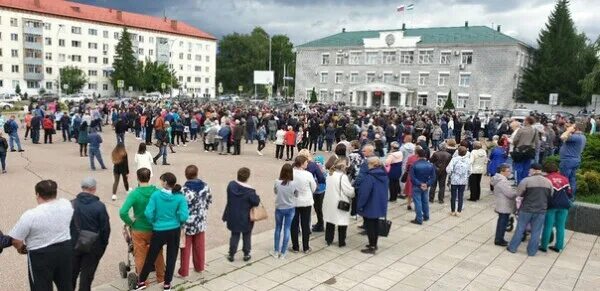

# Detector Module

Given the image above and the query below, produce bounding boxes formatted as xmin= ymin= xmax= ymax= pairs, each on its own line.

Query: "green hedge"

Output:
xmin=576 ymin=134 xmax=600 ymax=202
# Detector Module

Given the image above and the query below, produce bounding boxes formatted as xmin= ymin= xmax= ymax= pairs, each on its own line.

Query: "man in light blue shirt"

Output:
xmin=559 ymin=122 xmax=586 ymax=198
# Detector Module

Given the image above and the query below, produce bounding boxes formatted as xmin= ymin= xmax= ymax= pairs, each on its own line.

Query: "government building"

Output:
xmin=0 ymin=0 xmax=216 ymax=97
xmin=294 ymin=23 xmax=531 ymax=111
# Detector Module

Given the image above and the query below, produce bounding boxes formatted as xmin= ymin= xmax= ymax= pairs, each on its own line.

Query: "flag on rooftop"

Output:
xmin=397 ymin=4 xmax=414 ymax=12
xmin=397 ymin=5 xmax=405 ymax=12
xmin=407 ymin=4 xmax=415 ymax=10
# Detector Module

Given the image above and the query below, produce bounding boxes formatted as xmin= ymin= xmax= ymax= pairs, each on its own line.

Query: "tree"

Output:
xmin=443 ymin=90 xmax=455 ymax=110
xmin=310 ymin=88 xmax=318 ymax=103
xmin=137 ymin=59 xmax=179 ymax=93
xmin=38 ymin=88 xmax=46 ymax=95
xmin=15 ymin=84 xmax=21 ymax=96
xmin=519 ymin=0 xmax=598 ymax=106
xmin=111 ymin=28 xmax=138 ymax=92
xmin=581 ymin=38 xmax=600 ymax=99
xmin=60 ymin=66 xmax=87 ymax=94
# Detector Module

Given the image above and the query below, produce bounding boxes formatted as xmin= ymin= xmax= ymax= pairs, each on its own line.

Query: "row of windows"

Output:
xmin=322 ymin=50 xmax=473 ymax=66
xmin=319 ymin=71 xmax=472 ymax=87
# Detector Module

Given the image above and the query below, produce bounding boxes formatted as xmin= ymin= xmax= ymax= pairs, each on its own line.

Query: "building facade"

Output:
xmin=294 ymin=24 xmax=531 ymax=111
xmin=0 ymin=0 xmax=216 ymax=97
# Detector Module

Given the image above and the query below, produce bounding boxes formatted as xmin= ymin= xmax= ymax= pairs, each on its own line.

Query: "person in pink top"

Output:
xmin=403 ymin=146 xmax=422 ymax=210
xmin=385 ymin=142 xmax=404 ymax=202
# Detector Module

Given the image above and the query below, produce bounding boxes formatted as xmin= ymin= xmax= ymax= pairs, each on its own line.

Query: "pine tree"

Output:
xmin=111 ymin=28 xmax=138 ymax=93
xmin=15 ymin=84 xmax=21 ymax=96
xmin=519 ymin=0 xmax=597 ymax=106
xmin=443 ymin=90 xmax=455 ymax=110
xmin=310 ymin=87 xmax=318 ymax=103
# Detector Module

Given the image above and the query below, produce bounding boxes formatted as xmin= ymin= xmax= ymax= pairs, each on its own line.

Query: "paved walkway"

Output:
xmin=95 ymin=190 xmax=600 ymax=291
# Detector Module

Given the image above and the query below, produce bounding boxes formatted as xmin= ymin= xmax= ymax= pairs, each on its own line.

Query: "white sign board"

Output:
xmin=254 ymin=71 xmax=274 ymax=85
xmin=117 ymin=80 xmax=125 ymax=88
xmin=549 ymin=93 xmax=558 ymax=106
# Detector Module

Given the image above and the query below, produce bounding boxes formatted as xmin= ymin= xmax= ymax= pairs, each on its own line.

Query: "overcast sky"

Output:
xmin=77 ymin=0 xmax=599 ymax=46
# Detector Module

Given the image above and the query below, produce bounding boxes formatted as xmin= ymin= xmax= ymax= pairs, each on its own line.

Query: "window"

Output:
xmin=195 ymin=77 xmax=202 ymax=82
xmin=350 ymin=72 xmax=358 ymax=83
xmin=187 ymin=76 xmax=192 ymax=82
xmin=195 ymin=66 xmax=202 ymax=72
xmin=459 ymin=73 xmax=471 ymax=87
xmin=187 ymin=54 xmax=192 ymax=60
xmin=0 ymin=80 xmax=3 ymax=87
xmin=438 ymin=73 xmax=449 ymax=86
xmin=179 ymin=53 xmax=184 ymax=60
xmin=457 ymin=94 xmax=469 ymax=108
xmin=383 ymin=73 xmax=395 ymax=84
xmin=103 ymin=84 xmax=109 ymax=90
xmin=205 ymin=67 xmax=209 ymax=73
xmin=383 ymin=51 xmax=397 ymax=64
xmin=366 ymin=72 xmax=376 ymax=83
xmin=365 ymin=52 xmax=380 ymax=65
xmin=320 ymin=72 xmax=328 ymax=83
xmin=46 ymin=82 xmax=53 ymax=89
xmin=349 ymin=52 xmax=362 ymax=65
xmin=138 ymin=48 xmax=144 ymax=55
xmin=72 ymin=40 xmax=81 ymax=48
xmin=321 ymin=54 xmax=330 ymax=65
xmin=24 ymin=64 xmax=38 ymax=73
xmin=11 ymin=33 xmax=18 ymax=41
xmin=195 ymin=55 xmax=202 ymax=61
xmin=336 ymin=54 xmax=344 ymax=65
xmin=418 ymin=50 xmax=434 ymax=64
xmin=44 ymin=37 xmax=52 ymax=45
xmin=88 ymin=70 xmax=97 ymax=76
xmin=205 ymin=77 xmax=210 ymax=84
xmin=149 ymin=37 xmax=154 ymax=43
xmin=436 ymin=94 xmax=448 ymax=108
xmin=138 ymin=35 xmax=144 ymax=43
xmin=27 ymin=81 xmax=40 ymax=89
xmin=335 ymin=72 xmax=343 ymax=84
xmin=461 ymin=51 xmax=473 ymax=64
xmin=72 ymin=55 xmax=82 ymax=62
xmin=400 ymin=73 xmax=410 ymax=85
xmin=440 ymin=51 xmax=451 ymax=64
xmin=45 ymin=67 xmax=52 ymax=74
xmin=44 ymin=23 xmax=51 ymax=30
xmin=418 ymin=73 xmax=429 ymax=86
xmin=88 ymin=56 xmax=97 ymax=63
xmin=114 ymin=32 xmax=119 ymax=39
xmin=71 ymin=26 xmax=81 ymax=34
xmin=103 ymin=71 xmax=110 ymax=77
xmin=11 ymin=65 xmax=19 ymax=73
xmin=24 ymin=34 xmax=39 ymax=43
xmin=12 ymin=80 xmax=20 ymax=88
xmin=88 ymin=83 xmax=97 ymax=90
xmin=11 ymin=49 xmax=18 ymax=57
xmin=0 ymin=49 xmax=2 ymax=57
xmin=179 ymin=41 xmax=184 ymax=47
xmin=149 ymin=49 xmax=154 ymax=56
xmin=319 ymin=90 xmax=328 ymax=101
xmin=88 ymin=29 xmax=97 ymax=36
xmin=59 ymin=39 xmax=65 ymax=47
xmin=10 ymin=18 xmax=18 ymax=27
xmin=479 ymin=95 xmax=492 ymax=109
xmin=103 ymin=58 xmax=109 ymax=64
xmin=206 ymin=56 xmax=210 ymax=62
xmin=59 ymin=54 xmax=65 ymax=62
xmin=417 ymin=94 xmax=428 ymax=106
xmin=45 ymin=52 xmax=52 ymax=60
xmin=103 ymin=30 xmax=109 ymax=38
xmin=333 ymin=91 xmax=342 ymax=101
xmin=400 ymin=51 xmax=414 ymax=64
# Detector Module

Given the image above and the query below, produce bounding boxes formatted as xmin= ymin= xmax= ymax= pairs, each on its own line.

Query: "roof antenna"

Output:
xmin=163 ymin=9 xmax=167 ymax=21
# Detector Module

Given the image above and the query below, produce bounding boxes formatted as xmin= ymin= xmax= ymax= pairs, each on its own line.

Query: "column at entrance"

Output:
xmin=400 ymin=92 xmax=407 ymax=107
xmin=384 ymin=91 xmax=391 ymax=107
xmin=352 ymin=90 xmax=358 ymax=105
xmin=366 ymin=91 xmax=372 ymax=107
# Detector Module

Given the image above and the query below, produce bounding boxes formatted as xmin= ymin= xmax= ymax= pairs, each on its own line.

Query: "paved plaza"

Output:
xmin=1 ymin=130 xmax=599 ymax=291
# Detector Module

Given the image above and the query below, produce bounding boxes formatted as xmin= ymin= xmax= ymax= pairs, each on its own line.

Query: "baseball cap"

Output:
xmin=81 ymin=177 xmax=97 ymax=189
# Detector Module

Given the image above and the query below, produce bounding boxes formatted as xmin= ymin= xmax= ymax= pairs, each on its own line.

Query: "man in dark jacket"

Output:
xmin=410 ymin=149 xmax=436 ymax=225
xmin=71 ymin=177 xmax=110 ymax=291
xmin=305 ymin=155 xmax=326 ymax=232
xmin=60 ymin=112 xmax=71 ymax=142
xmin=222 ymin=167 xmax=260 ymax=262
xmin=115 ymin=118 xmax=128 ymax=145
xmin=232 ymin=120 xmax=243 ymax=155
xmin=429 ymin=144 xmax=452 ymax=203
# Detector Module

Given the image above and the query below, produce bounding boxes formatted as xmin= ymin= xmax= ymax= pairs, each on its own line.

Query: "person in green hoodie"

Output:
xmin=119 ymin=168 xmax=165 ymax=285
xmin=135 ymin=172 xmax=189 ymax=291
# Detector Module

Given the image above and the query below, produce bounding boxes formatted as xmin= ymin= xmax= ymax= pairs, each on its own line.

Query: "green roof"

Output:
xmin=297 ymin=26 xmax=525 ymax=48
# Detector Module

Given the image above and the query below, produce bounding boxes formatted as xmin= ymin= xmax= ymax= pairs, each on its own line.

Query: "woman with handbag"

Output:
xmin=271 ymin=164 xmax=300 ymax=259
xmin=357 ymin=157 xmax=389 ymax=254
xmin=322 ymin=159 xmax=355 ymax=247
xmin=222 ymin=167 xmax=261 ymax=262
xmin=111 ymin=144 xmax=130 ymax=201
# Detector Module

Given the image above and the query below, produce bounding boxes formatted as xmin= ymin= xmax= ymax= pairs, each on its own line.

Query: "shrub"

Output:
xmin=580 ymin=134 xmax=600 ymax=172
xmin=576 ymin=170 xmax=600 ymax=200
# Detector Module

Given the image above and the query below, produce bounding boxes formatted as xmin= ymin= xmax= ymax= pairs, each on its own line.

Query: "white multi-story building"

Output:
xmin=0 ymin=0 xmax=217 ymax=97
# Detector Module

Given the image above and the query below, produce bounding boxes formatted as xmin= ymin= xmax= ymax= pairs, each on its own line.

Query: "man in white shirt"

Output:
xmin=10 ymin=180 xmax=74 ymax=291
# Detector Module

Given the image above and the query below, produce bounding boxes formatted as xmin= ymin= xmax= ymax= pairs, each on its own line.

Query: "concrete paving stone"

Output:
xmin=571 ymin=232 xmax=598 ymax=242
xmin=400 ymin=268 xmax=444 ymax=289
xmin=537 ymin=280 xmax=577 ymax=291
xmin=351 ymin=261 xmax=387 ymax=273
xmin=387 ymin=261 xmax=420 ymax=277
xmin=300 ymin=269 xmax=335 ymax=284
xmin=422 ymin=254 xmax=462 ymax=273
xmin=92 ymin=286 xmax=121 ymax=291
xmin=579 ymin=269 xmax=600 ymax=282
xmin=282 ymin=276 xmax=320 ymax=291
xmin=543 ymin=266 xmax=580 ymax=287
xmin=435 ymin=272 xmax=472 ymax=290
xmin=241 ymin=276 xmax=279 ymax=290
xmin=338 ymin=268 xmax=377 ymax=283
xmin=315 ymin=262 xmax=349 ymax=276
xmin=261 ymin=269 xmax=296 ymax=284
xmin=501 ymin=280 xmax=538 ymax=291
xmin=279 ymin=261 xmax=313 ymax=275
xmin=186 ymin=285 xmax=211 ymax=291
xmin=268 ymin=285 xmax=295 ymax=291
xmin=206 ymin=260 xmax=238 ymax=274
xmin=202 ymin=276 xmax=238 ymax=291
xmin=508 ymin=272 xmax=545 ymax=288
xmin=329 ymin=255 xmax=365 ymax=268
xmin=574 ymin=278 xmax=600 ymax=291
xmin=363 ymin=255 xmax=397 ymax=268
xmin=223 ymin=269 xmax=258 ymax=284
xmin=362 ymin=274 xmax=397 ymax=290
xmin=399 ymin=254 xmax=431 ymax=267
xmin=388 ymin=282 xmax=425 ymax=291
xmin=553 ymin=256 xmax=588 ymax=271
xmin=464 ymin=280 xmax=505 ymax=291
xmin=323 ymin=276 xmax=359 ymax=290
xmin=226 ymin=285 xmax=255 ymax=291
xmin=311 ymin=284 xmax=341 ymax=291
xmin=449 ymin=260 xmax=488 ymax=279
xmin=473 ymin=272 xmax=508 ymax=288
xmin=481 ymin=265 xmax=515 ymax=281
xmin=347 ymin=283 xmax=383 ymax=291
xmin=242 ymin=261 xmax=277 ymax=276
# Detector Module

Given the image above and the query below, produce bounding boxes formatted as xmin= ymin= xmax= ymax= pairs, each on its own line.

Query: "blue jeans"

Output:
xmin=245 ymin=129 xmax=255 ymax=143
xmin=274 ymin=208 xmax=295 ymax=255
xmin=155 ymin=145 xmax=167 ymax=164
xmin=450 ymin=185 xmax=466 ymax=213
xmin=141 ymin=127 xmax=146 ymax=140
xmin=9 ymin=132 xmax=22 ymax=151
xmin=495 ymin=213 xmax=510 ymax=243
xmin=514 ymin=159 xmax=532 ymax=185
xmin=508 ymin=211 xmax=545 ymax=256
xmin=89 ymin=147 xmax=106 ymax=170
xmin=559 ymin=162 xmax=579 ymax=199
xmin=432 ymin=140 xmax=440 ymax=151
xmin=0 ymin=151 xmax=6 ymax=171
xmin=412 ymin=187 xmax=430 ymax=223
xmin=116 ymin=133 xmax=125 ymax=145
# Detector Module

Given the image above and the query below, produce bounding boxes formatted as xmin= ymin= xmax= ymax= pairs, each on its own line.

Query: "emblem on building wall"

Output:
xmin=385 ymin=34 xmax=395 ymax=46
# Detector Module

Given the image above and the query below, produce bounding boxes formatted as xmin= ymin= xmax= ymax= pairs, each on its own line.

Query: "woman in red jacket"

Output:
xmin=42 ymin=115 xmax=55 ymax=144
xmin=284 ymin=126 xmax=296 ymax=161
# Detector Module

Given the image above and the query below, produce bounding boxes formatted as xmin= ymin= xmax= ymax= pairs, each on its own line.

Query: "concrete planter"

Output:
xmin=566 ymin=201 xmax=600 ymax=235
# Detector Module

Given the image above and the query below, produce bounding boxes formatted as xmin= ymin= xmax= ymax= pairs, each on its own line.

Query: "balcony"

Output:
xmin=23 ymin=23 xmax=43 ymax=35
xmin=24 ymin=41 xmax=43 ymax=50
xmin=24 ymin=72 xmax=44 ymax=80
xmin=23 ymin=57 xmax=43 ymax=65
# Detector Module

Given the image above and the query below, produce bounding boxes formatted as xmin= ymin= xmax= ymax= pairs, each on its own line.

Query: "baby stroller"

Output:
xmin=118 ymin=225 xmax=138 ymax=291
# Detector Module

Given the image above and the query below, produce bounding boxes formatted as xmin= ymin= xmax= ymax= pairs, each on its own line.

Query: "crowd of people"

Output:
xmin=0 ymin=97 xmax=594 ymax=290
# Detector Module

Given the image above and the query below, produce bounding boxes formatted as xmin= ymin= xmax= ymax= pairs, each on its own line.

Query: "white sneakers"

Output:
xmin=257 ymin=151 xmax=263 ymax=156
xmin=111 ymin=194 xmax=117 ymax=201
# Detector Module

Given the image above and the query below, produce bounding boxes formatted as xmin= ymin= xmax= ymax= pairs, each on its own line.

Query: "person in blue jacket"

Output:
xmin=410 ymin=149 xmax=436 ymax=225
xmin=222 ymin=167 xmax=260 ymax=262
xmin=357 ymin=157 xmax=389 ymax=254
xmin=135 ymin=172 xmax=189 ymax=291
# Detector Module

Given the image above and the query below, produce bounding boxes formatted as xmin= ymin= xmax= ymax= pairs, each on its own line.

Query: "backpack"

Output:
xmin=3 ymin=122 xmax=12 ymax=134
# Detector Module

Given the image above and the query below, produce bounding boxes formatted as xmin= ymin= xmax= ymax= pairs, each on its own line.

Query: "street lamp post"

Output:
xmin=283 ymin=60 xmax=295 ymax=101
xmin=56 ymin=24 xmax=65 ymax=98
